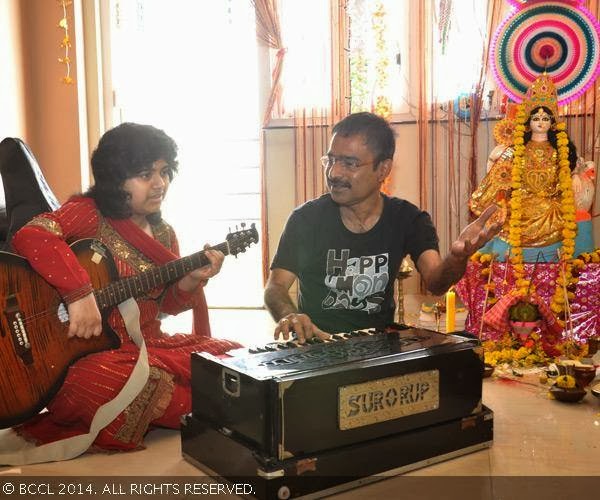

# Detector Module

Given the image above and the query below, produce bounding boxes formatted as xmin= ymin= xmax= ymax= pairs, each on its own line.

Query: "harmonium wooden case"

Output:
xmin=182 ymin=326 xmax=494 ymax=498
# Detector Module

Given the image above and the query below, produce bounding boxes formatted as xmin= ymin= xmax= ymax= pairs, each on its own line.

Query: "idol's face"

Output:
xmin=529 ymin=108 xmax=553 ymax=134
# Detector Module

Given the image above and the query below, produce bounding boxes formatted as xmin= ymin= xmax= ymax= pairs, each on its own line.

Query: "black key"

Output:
xmin=248 ymin=346 xmax=266 ymax=354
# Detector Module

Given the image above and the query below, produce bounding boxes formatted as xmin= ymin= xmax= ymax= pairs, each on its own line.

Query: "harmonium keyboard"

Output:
xmin=181 ymin=326 xmax=493 ymax=499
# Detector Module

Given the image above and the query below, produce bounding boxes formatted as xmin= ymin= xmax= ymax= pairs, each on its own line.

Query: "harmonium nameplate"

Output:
xmin=339 ymin=369 xmax=440 ymax=430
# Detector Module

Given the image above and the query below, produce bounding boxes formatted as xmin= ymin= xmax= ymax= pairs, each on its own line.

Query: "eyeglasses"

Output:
xmin=320 ymin=154 xmax=374 ymax=173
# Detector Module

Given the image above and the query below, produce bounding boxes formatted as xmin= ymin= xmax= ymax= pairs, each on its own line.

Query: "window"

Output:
xmin=432 ymin=0 xmax=489 ymax=102
xmin=278 ymin=0 xmax=332 ymax=115
xmin=274 ymin=0 xmax=490 ymax=120
xmin=347 ymin=0 xmax=410 ymax=116
xmin=109 ymin=0 xmax=262 ymax=308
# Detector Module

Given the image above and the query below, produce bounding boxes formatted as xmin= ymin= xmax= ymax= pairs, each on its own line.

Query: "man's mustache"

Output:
xmin=327 ymin=178 xmax=351 ymax=189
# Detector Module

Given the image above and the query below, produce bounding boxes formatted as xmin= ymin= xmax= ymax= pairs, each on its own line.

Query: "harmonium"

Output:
xmin=181 ymin=326 xmax=493 ymax=499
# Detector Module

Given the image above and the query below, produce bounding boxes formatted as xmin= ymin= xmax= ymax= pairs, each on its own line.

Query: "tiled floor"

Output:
xmin=1 ymin=305 xmax=599 ymax=498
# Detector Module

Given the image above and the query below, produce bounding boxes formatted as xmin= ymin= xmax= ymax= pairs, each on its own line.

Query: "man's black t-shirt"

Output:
xmin=271 ymin=194 xmax=439 ymax=333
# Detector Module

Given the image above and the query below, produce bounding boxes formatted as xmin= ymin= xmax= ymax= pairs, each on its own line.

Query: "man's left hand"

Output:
xmin=451 ymin=205 xmax=503 ymax=260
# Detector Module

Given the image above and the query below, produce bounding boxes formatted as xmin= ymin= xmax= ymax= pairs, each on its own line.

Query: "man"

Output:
xmin=265 ymin=112 xmax=500 ymax=341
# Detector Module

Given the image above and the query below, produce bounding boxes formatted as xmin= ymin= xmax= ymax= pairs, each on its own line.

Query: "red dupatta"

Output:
xmin=105 ymin=215 xmax=211 ymax=337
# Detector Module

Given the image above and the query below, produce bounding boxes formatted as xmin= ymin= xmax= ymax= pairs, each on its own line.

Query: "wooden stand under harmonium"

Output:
xmin=181 ymin=325 xmax=493 ymax=499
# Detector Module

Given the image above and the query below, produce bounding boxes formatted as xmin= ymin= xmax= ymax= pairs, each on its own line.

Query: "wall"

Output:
xmin=0 ymin=0 xmax=83 ymax=203
xmin=0 ymin=0 xmax=26 ymax=141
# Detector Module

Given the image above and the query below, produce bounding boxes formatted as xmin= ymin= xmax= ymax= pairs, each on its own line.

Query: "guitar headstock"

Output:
xmin=226 ymin=223 xmax=259 ymax=257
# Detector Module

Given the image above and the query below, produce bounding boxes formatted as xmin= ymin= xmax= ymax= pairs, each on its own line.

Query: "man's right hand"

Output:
xmin=67 ymin=293 xmax=102 ymax=339
xmin=274 ymin=312 xmax=331 ymax=343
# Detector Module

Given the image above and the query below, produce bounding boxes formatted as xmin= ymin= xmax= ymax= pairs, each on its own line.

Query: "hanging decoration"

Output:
xmin=348 ymin=0 xmax=369 ymax=113
xmin=371 ymin=1 xmax=392 ymax=195
xmin=372 ymin=1 xmax=392 ymax=120
xmin=490 ymin=0 xmax=600 ymax=105
xmin=58 ymin=0 xmax=74 ymax=84
xmin=438 ymin=0 xmax=453 ymax=54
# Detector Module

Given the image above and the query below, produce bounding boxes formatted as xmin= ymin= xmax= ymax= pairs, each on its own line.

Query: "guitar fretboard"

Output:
xmin=94 ymin=241 xmax=230 ymax=309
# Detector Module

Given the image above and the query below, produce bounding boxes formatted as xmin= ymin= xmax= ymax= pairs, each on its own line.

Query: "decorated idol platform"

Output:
xmin=452 ymin=0 xmax=600 ymax=406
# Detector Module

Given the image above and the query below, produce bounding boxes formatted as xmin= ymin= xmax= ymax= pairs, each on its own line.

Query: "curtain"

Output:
xmin=252 ymin=0 xmax=285 ymax=127
xmin=252 ymin=0 xmax=285 ymax=283
xmin=292 ymin=1 xmax=349 ymax=208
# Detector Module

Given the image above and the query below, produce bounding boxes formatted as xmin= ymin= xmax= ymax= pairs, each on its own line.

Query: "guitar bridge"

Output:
xmin=4 ymin=294 xmax=33 ymax=365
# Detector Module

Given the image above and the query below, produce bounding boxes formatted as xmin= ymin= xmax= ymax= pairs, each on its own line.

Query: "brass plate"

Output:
xmin=338 ymin=370 xmax=439 ymax=430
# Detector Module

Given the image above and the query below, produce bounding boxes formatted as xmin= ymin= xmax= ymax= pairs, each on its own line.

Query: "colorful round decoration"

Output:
xmin=491 ymin=1 xmax=600 ymax=105
xmin=493 ymin=118 xmax=516 ymax=146
xmin=507 ymin=0 xmax=585 ymax=7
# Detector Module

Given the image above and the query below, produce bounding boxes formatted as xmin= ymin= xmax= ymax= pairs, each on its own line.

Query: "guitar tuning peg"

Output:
xmin=236 ymin=224 xmax=239 ymax=231
xmin=241 ymin=222 xmax=246 ymax=228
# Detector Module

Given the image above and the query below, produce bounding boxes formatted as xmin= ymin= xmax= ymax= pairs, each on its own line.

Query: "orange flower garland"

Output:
xmin=508 ymin=104 xmax=529 ymax=296
xmin=58 ymin=0 xmax=74 ymax=84
xmin=372 ymin=2 xmax=392 ymax=119
xmin=550 ymin=120 xmax=577 ymax=321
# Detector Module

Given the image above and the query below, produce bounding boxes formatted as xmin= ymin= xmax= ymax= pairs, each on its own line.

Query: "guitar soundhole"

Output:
xmin=57 ymin=303 xmax=69 ymax=323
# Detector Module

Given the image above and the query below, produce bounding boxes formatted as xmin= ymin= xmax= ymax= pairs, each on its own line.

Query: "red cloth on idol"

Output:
xmin=11 ymin=196 xmax=241 ymax=451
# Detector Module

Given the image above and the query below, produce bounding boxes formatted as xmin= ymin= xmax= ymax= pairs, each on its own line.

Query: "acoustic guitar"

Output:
xmin=0 ymin=224 xmax=258 ymax=428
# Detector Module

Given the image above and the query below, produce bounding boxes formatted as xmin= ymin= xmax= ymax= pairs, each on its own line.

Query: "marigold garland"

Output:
xmin=549 ymin=121 xmax=577 ymax=322
xmin=372 ymin=2 xmax=392 ymax=119
xmin=58 ymin=0 xmax=74 ymax=84
xmin=508 ymin=104 xmax=529 ymax=296
xmin=483 ymin=331 xmax=550 ymax=367
xmin=482 ymin=331 xmax=588 ymax=368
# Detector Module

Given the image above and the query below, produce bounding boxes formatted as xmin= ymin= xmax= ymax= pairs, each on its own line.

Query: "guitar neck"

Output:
xmin=94 ymin=241 xmax=230 ymax=310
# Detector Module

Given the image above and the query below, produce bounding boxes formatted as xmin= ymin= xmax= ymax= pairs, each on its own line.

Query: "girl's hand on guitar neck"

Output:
xmin=67 ymin=293 xmax=102 ymax=339
xmin=178 ymin=244 xmax=225 ymax=292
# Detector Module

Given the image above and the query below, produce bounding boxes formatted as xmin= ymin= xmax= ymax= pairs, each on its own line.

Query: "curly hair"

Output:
xmin=524 ymin=106 xmax=577 ymax=170
xmin=85 ymin=122 xmax=178 ymax=220
xmin=332 ymin=112 xmax=396 ymax=167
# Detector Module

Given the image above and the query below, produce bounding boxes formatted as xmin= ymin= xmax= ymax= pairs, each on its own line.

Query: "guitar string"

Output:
xmin=12 ymin=235 xmax=252 ymax=327
xmin=16 ymin=252 xmax=193 ymax=325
